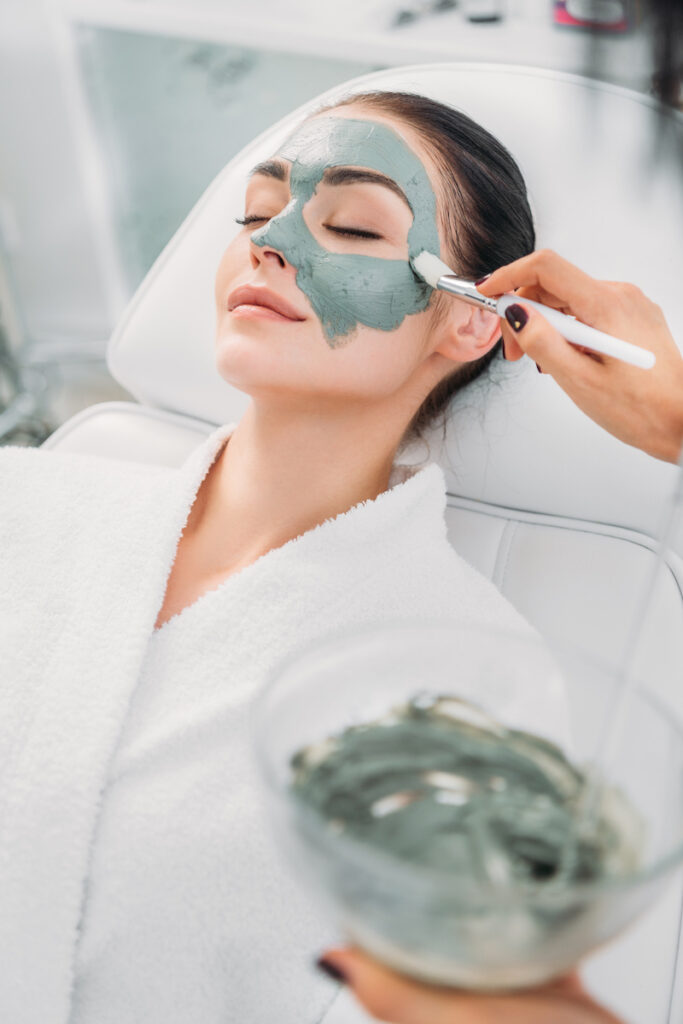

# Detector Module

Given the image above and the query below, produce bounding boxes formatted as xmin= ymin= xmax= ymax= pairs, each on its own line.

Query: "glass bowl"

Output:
xmin=251 ymin=620 xmax=683 ymax=991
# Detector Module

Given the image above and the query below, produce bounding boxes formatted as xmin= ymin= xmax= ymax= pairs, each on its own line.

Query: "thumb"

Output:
xmin=502 ymin=301 xmax=591 ymax=378
xmin=317 ymin=947 xmax=476 ymax=1024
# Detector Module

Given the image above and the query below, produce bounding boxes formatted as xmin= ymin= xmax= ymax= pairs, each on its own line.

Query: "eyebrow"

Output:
xmin=323 ymin=167 xmax=411 ymax=210
xmin=248 ymin=160 xmax=411 ymax=210
xmin=248 ymin=159 xmax=289 ymax=181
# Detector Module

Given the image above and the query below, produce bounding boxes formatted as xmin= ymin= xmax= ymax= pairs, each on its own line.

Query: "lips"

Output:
xmin=227 ymin=285 xmax=306 ymax=322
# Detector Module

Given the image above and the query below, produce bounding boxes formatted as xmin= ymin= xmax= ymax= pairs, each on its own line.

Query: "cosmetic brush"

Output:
xmin=412 ymin=252 xmax=655 ymax=370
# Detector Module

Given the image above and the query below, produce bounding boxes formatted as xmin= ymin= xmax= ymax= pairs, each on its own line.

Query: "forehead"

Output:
xmin=276 ymin=115 xmax=428 ymax=192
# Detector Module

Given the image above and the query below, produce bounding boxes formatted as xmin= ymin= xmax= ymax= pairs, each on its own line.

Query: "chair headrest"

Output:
xmin=108 ymin=63 xmax=683 ymax=542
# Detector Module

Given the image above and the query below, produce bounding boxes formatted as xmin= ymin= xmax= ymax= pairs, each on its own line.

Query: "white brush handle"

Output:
xmin=495 ymin=293 xmax=655 ymax=370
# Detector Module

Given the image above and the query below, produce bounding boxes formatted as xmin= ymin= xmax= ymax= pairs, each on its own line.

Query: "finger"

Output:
xmin=503 ymin=300 xmax=600 ymax=383
xmin=318 ymin=951 xmax=619 ymax=1024
xmin=477 ymin=250 xmax=603 ymax=325
xmin=500 ymin=319 xmax=525 ymax=361
xmin=515 ymin=284 xmax=575 ymax=315
xmin=477 ymin=249 xmax=593 ymax=297
xmin=317 ymin=948 xmax=474 ymax=1024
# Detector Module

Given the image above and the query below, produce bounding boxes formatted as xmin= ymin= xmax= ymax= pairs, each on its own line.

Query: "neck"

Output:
xmin=185 ymin=399 xmax=409 ymax=575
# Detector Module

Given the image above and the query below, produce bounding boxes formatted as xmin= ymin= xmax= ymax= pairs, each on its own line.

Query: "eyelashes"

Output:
xmin=234 ymin=215 xmax=382 ymax=241
xmin=234 ymin=215 xmax=269 ymax=227
xmin=326 ymin=225 xmax=383 ymax=240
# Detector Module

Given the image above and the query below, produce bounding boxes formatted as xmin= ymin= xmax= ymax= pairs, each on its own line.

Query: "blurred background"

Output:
xmin=0 ymin=0 xmax=681 ymax=446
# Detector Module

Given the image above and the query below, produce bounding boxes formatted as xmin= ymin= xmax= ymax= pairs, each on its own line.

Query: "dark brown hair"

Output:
xmin=321 ymin=90 xmax=536 ymax=450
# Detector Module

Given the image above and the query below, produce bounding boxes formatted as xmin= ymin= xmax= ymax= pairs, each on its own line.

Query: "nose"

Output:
xmin=250 ymin=243 xmax=286 ymax=270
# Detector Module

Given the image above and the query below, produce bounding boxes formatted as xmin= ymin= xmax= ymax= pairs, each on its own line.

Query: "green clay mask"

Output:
xmin=250 ymin=116 xmax=441 ymax=346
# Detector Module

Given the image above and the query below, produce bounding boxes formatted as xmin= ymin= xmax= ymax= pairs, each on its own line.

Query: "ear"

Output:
xmin=433 ymin=305 xmax=502 ymax=364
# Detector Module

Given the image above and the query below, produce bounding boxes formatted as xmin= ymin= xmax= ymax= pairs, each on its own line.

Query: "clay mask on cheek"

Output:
xmin=250 ymin=116 xmax=442 ymax=346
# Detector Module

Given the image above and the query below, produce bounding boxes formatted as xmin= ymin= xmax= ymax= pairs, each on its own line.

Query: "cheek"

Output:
xmin=303 ymin=253 xmax=431 ymax=346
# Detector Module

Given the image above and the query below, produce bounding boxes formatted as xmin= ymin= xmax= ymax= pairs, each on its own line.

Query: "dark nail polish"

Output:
xmin=316 ymin=957 xmax=348 ymax=984
xmin=474 ymin=274 xmax=491 ymax=285
xmin=536 ymin=363 xmax=542 ymax=374
xmin=504 ymin=304 xmax=528 ymax=332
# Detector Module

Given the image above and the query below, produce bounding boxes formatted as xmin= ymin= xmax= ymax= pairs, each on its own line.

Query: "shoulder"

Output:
xmin=0 ymin=443 xmax=174 ymax=535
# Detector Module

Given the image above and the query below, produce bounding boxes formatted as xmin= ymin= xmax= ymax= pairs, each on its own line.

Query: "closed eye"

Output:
xmin=324 ymin=225 xmax=383 ymax=240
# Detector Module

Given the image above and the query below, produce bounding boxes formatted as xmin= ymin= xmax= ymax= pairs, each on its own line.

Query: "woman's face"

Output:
xmin=214 ymin=106 xmax=463 ymax=409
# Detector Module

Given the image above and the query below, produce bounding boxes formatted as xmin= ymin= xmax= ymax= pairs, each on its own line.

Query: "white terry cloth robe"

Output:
xmin=0 ymin=421 xmax=568 ymax=1024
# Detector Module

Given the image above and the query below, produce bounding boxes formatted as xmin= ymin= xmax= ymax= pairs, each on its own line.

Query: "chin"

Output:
xmin=213 ymin=334 xmax=289 ymax=397
xmin=214 ymin=346 xmax=260 ymax=391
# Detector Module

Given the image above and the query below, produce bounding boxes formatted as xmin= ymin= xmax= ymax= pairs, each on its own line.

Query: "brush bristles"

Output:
xmin=411 ymin=251 xmax=455 ymax=288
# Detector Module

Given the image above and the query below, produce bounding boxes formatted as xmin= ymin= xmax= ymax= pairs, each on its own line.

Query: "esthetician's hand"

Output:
xmin=316 ymin=947 xmax=624 ymax=1024
xmin=475 ymin=250 xmax=683 ymax=465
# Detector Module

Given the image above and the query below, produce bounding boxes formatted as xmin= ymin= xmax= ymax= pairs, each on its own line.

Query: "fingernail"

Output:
xmin=536 ymin=362 xmax=542 ymax=373
xmin=474 ymin=273 xmax=491 ymax=285
xmin=316 ymin=956 xmax=348 ymax=984
xmin=504 ymin=304 xmax=528 ymax=332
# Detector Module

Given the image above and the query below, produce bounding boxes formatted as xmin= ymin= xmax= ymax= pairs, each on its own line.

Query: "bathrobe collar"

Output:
xmin=180 ymin=421 xmax=446 ymax=546
xmin=151 ymin=422 xmax=447 ymax=630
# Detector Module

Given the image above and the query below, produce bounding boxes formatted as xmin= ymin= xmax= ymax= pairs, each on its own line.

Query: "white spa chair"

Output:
xmin=42 ymin=64 xmax=683 ymax=1023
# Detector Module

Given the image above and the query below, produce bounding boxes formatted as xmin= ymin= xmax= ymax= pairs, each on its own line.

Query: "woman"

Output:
xmin=0 ymin=92 xmax=567 ymax=1024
